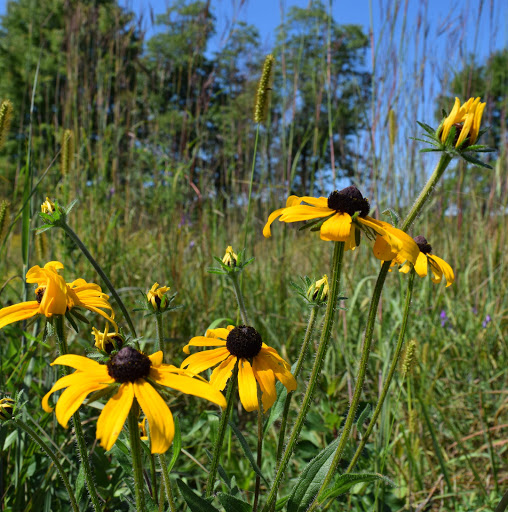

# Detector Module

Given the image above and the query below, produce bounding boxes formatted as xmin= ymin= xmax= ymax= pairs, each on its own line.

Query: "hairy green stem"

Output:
xmin=275 ymin=305 xmax=319 ymax=465
xmin=159 ymin=453 xmax=177 ymax=512
xmin=128 ymin=405 xmax=146 ymax=512
xmin=346 ymin=269 xmax=415 ymax=473
xmin=262 ymin=241 xmax=345 ymax=512
xmin=60 ymin=221 xmax=137 ymax=337
xmin=243 ymin=123 xmax=260 ymax=250
xmin=54 ymin=315 xmax=102 ymax=512
xmin=206 ymin=369 xmax=238 ymax=497
xmin=155 ymin=314 xmax=164 ymax=353
xmin=253 ymin=387 xmax=264 ymax=511
xmin=9 ymin=418 xmax=80 ymax=512
xmin=230 ymin=272 xmax=249 ymax=325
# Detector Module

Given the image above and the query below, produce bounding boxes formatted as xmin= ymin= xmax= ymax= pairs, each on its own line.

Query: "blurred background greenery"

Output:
xmin=0 ymin=0 xmax=506 ymax=510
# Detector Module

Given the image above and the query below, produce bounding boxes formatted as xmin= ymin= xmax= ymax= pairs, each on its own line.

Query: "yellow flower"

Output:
xmin=139 ymin=417 xmax=148 ymax=441
xmin=43 ymin=348 xmax=227 ymax=454
xmin=182 ymin=325 xmax=297 ymax=412
xmin=0 ymin=397 xmax=15 ymax=420
xmin=0 ymin=261 xmax=116 ymax=330
xmin=394 ymin=236 xmax=454 ymax=287
xmin=263 ymin=186 xmax=419 ymax=264
xmin=147 ymin=282 xmax=170 ymax=310
xmin=222 ymin=246 xmax=238 ymax=267
xmin=440 ymin=97 xmax=486 ymax=148
xmin=92 ymin=326 xmax=123 ymax=353
xmin=41 ymin=197 xmax=56 ymax=214
xmin=307 ymin=275 xmax=329 ymax=301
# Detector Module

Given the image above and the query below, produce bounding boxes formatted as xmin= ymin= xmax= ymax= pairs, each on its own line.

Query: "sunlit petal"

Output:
xmin=238 ymin=359 xmax=258 ymax=412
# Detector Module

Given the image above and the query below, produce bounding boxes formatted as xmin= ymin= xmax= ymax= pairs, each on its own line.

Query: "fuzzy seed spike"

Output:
xmin=0 ymin=100 xmax=13 ymax=151
xmin=254 ymin=54 xmax=274 ymax=124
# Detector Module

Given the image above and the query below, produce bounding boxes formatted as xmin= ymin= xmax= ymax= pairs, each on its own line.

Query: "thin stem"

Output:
xmin=59 ymin=221 xmax=137 ymax=337
xmin=230 ymin=272 xmax=249 ymax=325
xmin=9 ymin=418 xmax=79 ymax=512
xmin=276 ymin=305 xmax=319 ymax=464
xmin=128 ymin=404 xmax=146 ymax=512
xmin=401 ymin=153 xmax=452 ymax=231
xmin=206 ymin=368 xmax=238 ymax=497
xmin=149 ymin=454 xmax=159 ymax=506
xmin=346 ymin=269 xmax=415 ymax=473
xmin=253 ymin=386 xmax=264 ymax=511
xmin=155 ymin=314 xmax=164 ymax=353
xmin=243 ymin=123 xmax=260 ymax=250
xmin=262 ymin=242 xmax=345 ymax=512
xmin=159 ymin=453 xmax=177 ymax=512
xmin=54 ymin=315 xmax=102 ymax=512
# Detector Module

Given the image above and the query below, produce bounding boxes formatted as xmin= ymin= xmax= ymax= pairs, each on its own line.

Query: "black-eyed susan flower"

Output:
xmin=181 ymin=325 xmax=297 ymax=412
xmin=92 ymin=326 xmax=123 ymax=354
xmin=394 ymin=235 xmax=454 ymax=287
xmin=0 ymin=397 xmax=15 ymax=420
xmin=440 ymin=97 xmax=486 ymax=148
xmin=222 ymin=246 xmax=238 ymax=267
xmin=43 ymin=348 xmax=227 ymax=454
xmin=0 ymin=262 xmax=116 ymax=330
xmin=264 ymin=186 xmax=419 ymax=264
xmin=147 ymin=282 xmax=170 ymax=311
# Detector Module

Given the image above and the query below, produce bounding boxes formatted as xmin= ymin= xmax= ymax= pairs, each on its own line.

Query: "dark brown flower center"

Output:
xmin=35 ymin=286 xmax=46 ymax=304
xmin=327 ymin=186 xmax=370 ymax=217
xmin=226 ymin=325 xmax=262 ymax=359
xmin=413 ymin=235 xmax=432 ymax=254
xmin=107 ymin=346 xmax=151 ymax=383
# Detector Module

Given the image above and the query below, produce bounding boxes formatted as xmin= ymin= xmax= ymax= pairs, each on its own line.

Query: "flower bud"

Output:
xmin=222 ymin=246 xmax=238 ymax=267
xmin=41 ymin=197 xmax=56 ymax=214
xmin=307 ymin=275 xmax=329 ymax=302
xmin=147 ymin=282 xmax=170 ymax=311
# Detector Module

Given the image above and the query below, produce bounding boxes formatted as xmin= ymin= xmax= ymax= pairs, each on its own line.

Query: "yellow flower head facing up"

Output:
xmin=0 ymin=397 xmax=15 ymax=420
xmin=307 ymin=275 xmax=329 ymax=302
xmin=92 ymin=326 xmax=123 ymax=354
xmin=147 ymin=282 xmax=170 ymax=311
xmin=182 ymin=325 xmax=297 ymax=412
xmin=263 ymin=186 xmax=419 ymax=265
xmin=43 ymin=348 xmax=226 ymax=454
xmin=222 ymin=246 xmax=238 ymax=267
xmin=395 ymin=235 xmax=454 ymax=287
xmin=41 ymin=197 xmax=56 ymax=214
xmin=440 ymin=97 xmax=486 ymax=148
xmin=0 ymin=261 xmax=117 ymax=331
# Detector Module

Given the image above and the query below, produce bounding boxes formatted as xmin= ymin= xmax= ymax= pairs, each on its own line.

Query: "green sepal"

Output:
xmin=416 ymin=121 xmax=436 ymax=136
xmin=65 ymin=310 xmax=80 ymax=333
xmin=460 ymin=153 xmax=493 ymax=169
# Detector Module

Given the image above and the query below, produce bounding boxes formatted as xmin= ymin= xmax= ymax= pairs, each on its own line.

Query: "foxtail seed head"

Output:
xmin=254 ymin=54 xmax=274 ymax=124
xmin=60 ymin=129 xmax=74 ymax=177
xmin=0 ymin=100 xmax=13 ymax=151
xmin=0 ymin=200 xmax=10 ymax=243
xmin=402 ymin=340 xmax=417 ymax=377
xmin=36 ymin=231 xmax=48 ymax=260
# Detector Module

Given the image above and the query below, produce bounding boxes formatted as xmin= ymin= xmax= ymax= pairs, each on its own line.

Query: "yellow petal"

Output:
xmin=182 ymin=335 xmax=227 ymax=355
xmin=252 ymin=357 xmax=277 ymax=411
xmin=428 ymin=254 xmax=454 ymax=287
xmin=299 ymin=196 xmax=328 ymax=207
xmin=319 ymin=212 xmax=352 ymax=242
xmin=398 ymin=261 xmax=412 ymax=274
xmin=150 ymin=368 xmax=227 ymax=409
xmin=0 ymin=301 xmax=40 ymax=329
xmin=263 ymin=207 xmax=288 ymax=238
xmin=279 ymin=205 xmax=333 ymax=223
xmin=42 ymin=372 xmax=95 ymax=413
xmin=180 ymin=347 xmax=230 ymax=373
xmin=97 ymin=382 xmax=134 ymax=451
xmin=441 ymin=97 xmax=461 ymax=142
xmin=470 ymin=101 xmax=486 ymax=144
xmin=413 ymin=252 xmax=428 ymax=278
xmin=134 ymin=380 xmax=174 ymax=454
xmin=206 ymin=327 xmax=232 ymax=340
xmin=238 ymin=359 xmax=259 ymax=412
xmin=149 ymin=351 xmax=163 ymax=367
xmin=456 ymin=98 xmax=480 ymax=148
xmin=372 ymin=235 xmax=398 ymax=261
xmin=257 ymin=350 xmax=297 ymax=393
xmin=50 ymin=354 xmax=105 ymax=373
xmin=209 ymin=355 xmax=237 ymax=391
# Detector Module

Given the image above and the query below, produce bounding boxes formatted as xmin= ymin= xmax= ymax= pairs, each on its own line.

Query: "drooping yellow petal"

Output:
xmin=150 ymin=368 xmax=227 ymax=409
xmin=279 ymin=205 xmax=333 ymax=223
xmin=97 ymin=382 xmax=134 ymax=451
xmin=372 ymin=235 xmax=398 ymax=261
xmin=238 ymin=359 xmax=259 ymax=412
xmin=299 ymin=196 xmax=329 ymax=207
xmin=180 ymin=347 xmax=230 ymax=374
xmin=206 ymin=327 xmax=233 ymax=340
xmin=42 ymin=372 xmax=97 ymax=413
xmin=0 ymin=301 xmax=40 ymax=329
xmin=257 ymin=350 xmax=297 ymax=393
xmin=319 ymin=212 xmax=352 ymax=242
xmin=413 ymin=252 xmax=428 ymax=278
xmin=182 ymin=336 xmax=227 ymax=355
xmin=209 ymin=355 xmax=237 ymax=391
xmin=252 ymin=356 xmax=277 ymax=411
xmin=263 ymin=196 xmax=302 ymax=238
xmin=398 ymin=261 xmax=412 ymax=274
xmin=428 ymin=254 xmax=455 ymax=287
xmin=134 ymin=379 xmax=174 ymax=454
xmin=148 ymin=351 xmax=163 ymax=367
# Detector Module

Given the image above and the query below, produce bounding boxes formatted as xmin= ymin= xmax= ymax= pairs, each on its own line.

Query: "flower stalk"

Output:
xmin=128 ymin=404 xmax=146 ymax=512
xmin=229 ymin=272 xmax=250 ymax=325
xmin=159 ymin=453 xmax=177 ymax=512
xmin=262 ymin=241 xmax=345 ymax=512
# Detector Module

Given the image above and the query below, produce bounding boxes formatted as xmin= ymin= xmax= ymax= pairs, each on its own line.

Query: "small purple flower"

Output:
xmin=482 ymin=315 xmax=491 ymax=328
xmin=472 ymin=306 xmax=478 ymax=315
xmin=440 ymin=310 xmax=448 ymax=328
xmin=188 ymin=240 xmax=195 ymax=249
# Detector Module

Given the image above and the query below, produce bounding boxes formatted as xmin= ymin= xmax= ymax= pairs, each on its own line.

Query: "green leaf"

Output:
xmin=460 ymin=153 xmax=493 ymax=169
xmin=176 ymin=479 xmax=219 ymax=512
xmin=207 ymin=318 xmax=235 ymax=330
xmin=356 ymin=404 xmax=371 ymax=433
xmin=286 ymin=436 xmax=341 ymax=512
xmin=319 ymin=473 xmax=396 ymax=503
xmin=275 ymin=495 xmax=290 ymax=511
xmin=217 ymin=493 xmax=253 ymax=512
xmin=166 ymin=416 xmax=181 ymax=472
xmin=228 ymin=420 xmax=268 ymax=484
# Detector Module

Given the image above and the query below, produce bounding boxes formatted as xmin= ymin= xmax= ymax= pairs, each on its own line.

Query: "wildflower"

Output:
xmin=0 ymin=397 xmax=14 ymax=420
xmin=440 ymin=310 xmax=448 ymax=328
xmin=397 ymin=236 xmax=454 ymax=287
xmin=222 ymin=246 xmax=238 ymax=267
xmin=482 ymin=315 xmax=491 ymax=328
xmin=139 ymin=417 xmax=148 ymax=441
xmin=41 ymin=197 xmax=56 ymax=214
xmin=307 ymin=275 xmax=329 ymax=302
xmin=0 ymin=261 xmax=116 ymax=330
xmin=182 ymin=325 xmax=297 ymax=412
xmin=147 ymin=283 xmax=170 ymax=311
xmin=264 ymin=186 xmax=419 ymax=264
xmin=93 ymin=326 xmax=123 ymax=354
xmin=440 ymin=97 xmax=486 ymax=148
xmin=43 ymin=348 xmax=227 ymax=454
